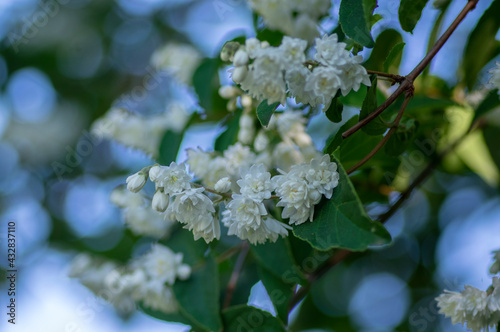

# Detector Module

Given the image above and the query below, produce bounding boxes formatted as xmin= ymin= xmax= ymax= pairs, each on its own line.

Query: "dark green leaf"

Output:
xmin=192 ymin=58 xmax=224 ymax=111
xmin=158 ymin=130 xmax=183 ymax=165
xmin=360 ymin=76 xmax=388 ymax=135
xmin=257 ymin=100 xmax=280 ymax=127
xmin=383 ymin=42 xmax=406 ymax=73
xmin=463 ymin=0 xmax=500 ymax=90
xmin=257 ymin=267 xmax=294 ymax=324
xmin=256 ymin=28 xmax=284 ymax=47
xmin=323 ymin=115 xmax=359 ymax=156
xmin=484 ymin=126 xmax=500 ymax=172
xmin=139 ymin=304 xmax=196 ymax=328
xmin=173 ymin=256 xmax=222 ymax=332
xmin=473 ymin=89 xmax=500 ymax=122
xmin=215 ymin=109 xmax=243 ymax=152
xmin=222 ymin=305 xmax=285 ymax=332
xmin=385 ymin=117 xmax=418 ymax=157
xmin=292 ymin=155 xmax=391 ymax=251
xmin=364 ymin=29 xmax=403 ymax=72
xmin=324 ymin=97 xmax=344 ymax=123
xmin=398 ymin=0 xmax=430 ymax=33
xmin=339 ymin=0 xmax=376 ymax=48
xmin=251 ymin=238 xmax=306 ymax=285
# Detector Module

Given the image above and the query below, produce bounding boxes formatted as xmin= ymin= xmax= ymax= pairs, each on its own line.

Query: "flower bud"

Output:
xmin=126 ymin=172 xmax=147 ymax=193
xmin=254 ymin=130 xmax=269 ymax=152
xmin=177 ymin=264 xmax=191 ymax=280
xmin=232 ymin=66 xmax=248 ymax=83
xmin=239 ymin=113 xmax=254 ymax=128
xmin=233 ymin=49 xmax=249 ymax=66
xmin=149 ymin=165 xmax=162 ymax=182
xmin=219 ymin=85 xmax=239 ymax=99
xmin=152 ymin=189 xmax=169 ymax=212
xmin=214 ymin=177 xmax=231 ymax=193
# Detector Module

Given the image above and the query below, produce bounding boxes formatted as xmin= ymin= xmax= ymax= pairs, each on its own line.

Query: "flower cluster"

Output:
xmin=437 ymin=249 xmax=500 ymax=332
xmin=91 ymin=104 xmax=189 ymax=157
xmin=489 ymin=62 xmax=500 ymax=94
xmin=150 ymin=43 xmax=202 ymax=85
xmin=69 ymin=244 xmax=191 ymax=314
xmin=248 ymin=0 xmax=331 ymax=41
xmin=221 ymin=34 xmax=371 ymax=111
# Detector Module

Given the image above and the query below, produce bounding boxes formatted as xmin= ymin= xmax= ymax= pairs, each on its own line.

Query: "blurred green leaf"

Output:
xmin=463 ymin=0 xmax=500 ymax=90
xmin=324 ymin=96 xmax=344 ymax=123
xmin=257 ymin=100 xmax=280 ymax=127
xmin=158 ymin=130 xmax=183 ymax=165
xmin=215 ymin=109 xmax=243 ymax=152
xmin=222 ymin=305 xmax=285 ymax=331
xmin=323 ymin=115 xmax=359 ymax=156
xmin=257 ymin=267 xmax=294 ymax=324
xmin=256 ymin=28 xmax=284 ymax=47
xmin=483 ymin=126 xmax=500 ymax=172
xmin=385 ymin=117 xmax=418 ymax=157
xmin=193 ymin=58 xmax=224 ymax=112
xmin=398 ymin=0 xmax=430 ymax=33
xmin=383 ymin=42 xmax=406 ymax=73
xmin=473 ymin=90 xmax=500 ymax=122
xmin=139 ymin=304 xmax=196 ymax=329
xmin=360 ymin=76 xmax=388 ymax=135
xmin=292 ymin=155 xmax=391 ymax=251
xmin=339 ymin=0 xmax=376 ymax=48
xmin=364 ymin=29 xmax=403 ymax=72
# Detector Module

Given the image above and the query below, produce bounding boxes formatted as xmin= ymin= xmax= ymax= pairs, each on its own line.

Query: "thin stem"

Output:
xmin=346 ymin=95 xmax=411 ymax=175
xmin=366 ymin=70 xmax=404 ymax=83
xmin=341 ymin=0 xmax=479 ymax=140
xmin=223 ymin=242 xmax=249 ymax=309
xmin=215 ymin=243 xmax=244 ymax=264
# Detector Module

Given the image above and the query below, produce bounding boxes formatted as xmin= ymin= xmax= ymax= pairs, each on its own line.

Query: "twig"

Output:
xmin=346 ymin=94 xmax=412 ymax=175
xmin=342 ymin=0 xmax=479 ymax=139
xmin=366 ymin=70 xmax=404 ymax=83
xmin=223 ymin=241 xmax=249 ymax=309
xmin=215 ymin=243 xmax=244 ymax=264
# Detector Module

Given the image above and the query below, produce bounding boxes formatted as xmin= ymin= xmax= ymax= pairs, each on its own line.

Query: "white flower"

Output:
xmin=245 ymin=38 xmax=262 ymax=59
xmin=237 ymin=164 xmax=274 ymax=201
xmin=215 ymin=177 xmax=232 ymax=193
xmin=223 ymin=143 xmax=256 ymax=173
xmin=219 ymin=85 xmax=240 ymax=99
xmin=305 ymin=155 xmax=339 ymax=199
xmin=226 ymin=216 xmax=291 ymax=245
xmin=124 ymin=205 xmax=174 ymax=238
xmin=149 ymin=165 xmax=162 ymax=182
xmin=314 ymin=34 xmax=350 ymax=68
xmin=139 ymin=282 xmax=178 ymax=313
xmin=168 ymin=188 xmax=220 ymax=243
xmin=186 ymin=148 xmax=212 ymax=178
xmin=490 ymin=250 xmax=500 ymax=275
xmin=293 ymin=13 xmax=320 ymax=42
xmin=151 ymin=43 xmax=201 ymax=85
xmin=110 ymin=186 xmax=144 ymax=208
xmin=154 ymin=162 xmax=192 ymax=195
xmin=254 ymin=130 xmax=270 ymax=152
xmin=204 ymin=156 xmax=231 ymax=188
xmin=338 ymin=59 xmax=371 ymax=96
xmin=305 ymin=66 xmax=342 ymax=110
xmin=279 ymin=36 xmax=307 ymax=66
xmin=232 ymin=66 xmax=248 ymax=84
xmin=436 ymin=280 xmax=500 ymax=332
xmin=222 ymin=194 xmax=268 ymax=231
xmin=141 ymin=244 xmax=191 ymax=286
xmin=163 ymin=103 xmax=190 ymax=133
xmin=126 ymin=171 xmax=148 ymax=193
xmin=234 ymin=49 xmax=249 ymax=66
xmin=152 ymin=188 xmax=170 ymax=212
xmin=488 ymin=62 xmax=500 ymax=93
xmin=286 ymin=66 xmax=316 ymax=106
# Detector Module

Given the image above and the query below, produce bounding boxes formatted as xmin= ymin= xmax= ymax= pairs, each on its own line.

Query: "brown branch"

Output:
xmin=223 ymin=241 xmax=249 ymax=309
xmin=346 ymin=94 xmax=412 ymax=175
xmin=366 ymin=70 xmax=404 ymax=83
xmin=342 ymin=0 xmax=479 ymax=140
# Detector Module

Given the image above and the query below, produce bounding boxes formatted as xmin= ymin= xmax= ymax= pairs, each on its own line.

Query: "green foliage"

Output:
xmin=215 ymin=109 xmax=243 ymax=152
xmin=398 ymin=0 xmax=430 ymax=33
xmin=383 ymin=42 xmax=406 ymax=73
xmin=257 ymin=100 xmax=280 ymax=127
xmin=324 ymin=95 xmax=344 ymax=123
xmin=257 ymin=267 xmax=294 ymax=324
xmin=360 ymin=76 xmax=389 ymax=135
xmin=364 ymin=29 xmax=403 ymax=72
xmin=158 ymin=130 xmax=184 ymax=165
xmin=339 ymin=0 xmax=376 ymax=48
xmin=385 ymin=117 xmax=418 ymax=156
xmin=463 ymin=0 xmax=500 ymax=90
xmin=193 ymin=58 xmax=226 ymax=114
xmin=222 ymin=305 xmax=285 ymax=331
xmin=473 ymin=90 xmax=500 ymax=122
xmin=484 ymin=126 xmax=500 ymax=173
xmin=292 ymin=154 xmax=391 ymax=251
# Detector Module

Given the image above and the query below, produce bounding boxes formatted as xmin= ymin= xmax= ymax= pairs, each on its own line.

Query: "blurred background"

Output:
xmin=0 ymin=0 xmax=499 ymax=331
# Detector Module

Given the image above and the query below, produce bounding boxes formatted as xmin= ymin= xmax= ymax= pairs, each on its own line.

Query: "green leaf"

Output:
xmin=158 ymin=130 xmax=183 ymax=165
xmin=398 ymin=0 xmax=430 ymax=33
xmin=473 ymin=89 xmax=500 ymax=122
xmin=464 ymin=0 xmax=500 ymax=90
xmin=257 ymin=100 xmax=280 ymax=127
xmin=256 ymin=28 xmax=284 ymax=47
xmin=385 ymin=118 xmax=418 ymax=157
xmin=484 ymin=126 xmax=500 ymax=172
xmin=339 ymin=0 xmax=376 ymax=48
xmin=257 ymin=267 xmax=294 ymax=324
xmin=139 ymin=304 xmax=195 ymax=328
xmin=292 ymin=155 xmax=391 ymax=251
xmin=222 ymin=305 xmax=286 ymax=332
xmin=251 ymin=238 xmax=306 ymax=285
xmin=193 ymin=58 xmax=224 ymax=112
xmin=383 ymin=42 xmax=406 ymax=73
xmin=173 ymin=256 xmax=222 ymax=332
xmin=324 ymin=96 xmax=344 ymax=123
xmin=323 ymin=115 xmax=359 ymax=156
xmin=215 ymin=109 xmax=243 ymax=152
xmin=360 ymin=76 xmax=388 ymax=135
xmin=364 ymin=29 xmax=403 ymax=72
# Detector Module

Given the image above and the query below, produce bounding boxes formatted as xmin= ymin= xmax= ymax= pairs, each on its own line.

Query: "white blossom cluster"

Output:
xmin=248 ymin=0 xmax=331 ymax=41
xmin=437 ymin=249 xmax=500 ymax=332
xmin=151 ymin=43 xmax=202 ymax=85
xmin=91 ymin=104 xmax=189 ymax=157
xmin=69 ymin=244 xmax=191 ymax=314
xmin=110 ymin=186 xmax=175 ymax=238
xmin=488 ymin=62 xmax=500 ymax=94
xmin=222 ymin=34 xmax=371 ymax=111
